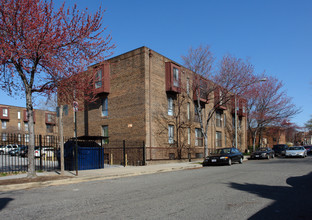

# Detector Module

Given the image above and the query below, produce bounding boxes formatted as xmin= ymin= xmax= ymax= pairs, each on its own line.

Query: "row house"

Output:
xmin=60 ymin=47 xmax=248 ymax=161
xmin=0 ymin=104 xmax=57 ymax=145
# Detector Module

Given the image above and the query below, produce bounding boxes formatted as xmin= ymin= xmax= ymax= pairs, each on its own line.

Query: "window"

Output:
xmin=195 ymin=128 xmax=203 ymax=146
xmin=219 ymin=90 xmax=223 ymax=105
xmin=168 ymin=97 xmax=174 ymax=116
xmin=168 ymin=125 xmax=174 ymax=144
xmin=25 ymin=122 xmax=28 ymax=131
xmin=186 ymin=78 xmax=190 ymax=95
xmin=102 ymin=125 xmax=109 ymax=144
xmin=95 ymin=69 xmax=102 ymax=89
xmin=2 ymin=133 xmax=7 ymax=141
xmin=216 ymin=111 xmax=222 ymax=127
xmin=2 ymin=108 xmax=8 ymax=117
xmin=25 ymin=134 xmax=29 ymax=143
xmin=2 ymin=121 xmax=7 ymax=129
xmin=173 ymin=67 xmax=179 ymax=87
xmin=18 ymin=122 xmax=21 ymax=130
xmin=187 ymin=103 xmax=190 ymax=120
xmin=224 ymin=114 xmax=227 ymax=127
xmin=216 ymin=131 xmax=222 ymax=147
xmin=187 ymin=128 xmax=191 ymax=145
xmin=102 ymin=97 xmax=108 ymax=117
xmin=17 ymin=111 xmax=21 ymax=119
xmin=18 ymin=134 xmax=21 ymax=142
xmin=47 ymin=113 xmax=53 ymax=123
xmin=46 ymin=124 xmax=53 ymax=133
xmin=194 ymin=104 xmax=200 ymax=122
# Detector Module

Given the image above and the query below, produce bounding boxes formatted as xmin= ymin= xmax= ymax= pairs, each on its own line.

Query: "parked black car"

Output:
xmin=273 ymin=144 xmax=288 ymax=157
xmin=203 ymin=147 xmax=244 ymax=166
xmin=250 ymin=147 xmax=275 ymax=159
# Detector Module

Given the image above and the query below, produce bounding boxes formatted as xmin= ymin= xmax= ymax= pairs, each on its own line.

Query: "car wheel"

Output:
xmin=239 ymin=157 xmax=243 ymax=164
xmin=228 ymin=158 xmax=232 ymax=166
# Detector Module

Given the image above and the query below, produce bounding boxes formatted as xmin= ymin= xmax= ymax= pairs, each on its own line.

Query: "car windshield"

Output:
xmin=215 ymin=148 xmax=231 ymax=154
xmin=288 ymin=147 xmax=303 ymax=150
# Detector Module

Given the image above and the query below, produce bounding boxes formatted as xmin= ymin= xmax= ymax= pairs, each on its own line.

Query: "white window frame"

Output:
xmin=2 ymin=133 xmax=7 ymax=141
xmin=186 ymin=78 xmax=190 ymax=95
xmin=2 ymin=108 xmax=8 ymax=117
xmin=102 ymin=125 xmax=109 ymax=144
xmin=216 ymin=131 xmax=222 ymax=147
xmin=173 ymin=67 xmax=179 ymax=87
xmin=195 ymin=128 xmax=203 ymax=146
xmin=18 ymin=122 xmax=21 ymax=130
xmin=102 ymin=97 xmax=108 ymax=117
xmin=187 ymin=128 xmax=191 ymax=145
xmin=2 ymin=121 xmax=7 ymax=129
xmin=47 ymin=113 xmax=53 ymax=123
xmin=216 ymin=111 xmax=222 ymax=127
xmin=168 ymin=97 xmax=174 ymax=116
xmin=25 ymin=134 xmax=29 ymax=143
xmin=24 ymin=122 xmax=28 ymax=131
xmin=95 ymin=69 xmax=102 ymax=89
xmin=168 ymin=125 xmax=174 ymax=144
xmin=17 ymin=111 xmax=21 ymax=119
xmin=187 ymin=103 xmax=190 ymax=120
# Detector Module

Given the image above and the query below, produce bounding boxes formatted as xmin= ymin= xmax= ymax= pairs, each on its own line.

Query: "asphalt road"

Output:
xmin=1 ymin=156 xmax=312 ymax=220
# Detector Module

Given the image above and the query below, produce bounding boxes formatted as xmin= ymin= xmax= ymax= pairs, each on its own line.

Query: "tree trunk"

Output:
xmin=26 ymin=90 xmax=36 ymax=178
xmin=252 ymin=130 xmax=258 ymax=152
xmin=204 ymin=134 xmax=208 ymax=157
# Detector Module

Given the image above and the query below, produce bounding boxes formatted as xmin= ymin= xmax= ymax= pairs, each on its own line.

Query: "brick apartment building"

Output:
xmin=60 ymin=47 xmax=248 ymax=161
xmin=0 ymin=104 xmax=58 ymax=145
xmin=247 ymin=127 xmax=287 ymax=149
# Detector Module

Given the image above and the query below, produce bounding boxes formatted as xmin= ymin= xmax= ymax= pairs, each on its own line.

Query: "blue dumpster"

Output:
xmin=59 ymin=140 xmax=104 ymax=170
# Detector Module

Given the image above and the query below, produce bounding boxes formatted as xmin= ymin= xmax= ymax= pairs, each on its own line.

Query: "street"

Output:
xmin=1 ymin=156 xmax=312 ymax=220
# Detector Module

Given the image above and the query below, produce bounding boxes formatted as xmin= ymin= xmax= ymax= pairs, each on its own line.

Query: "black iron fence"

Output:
xmin=0 ymin=134 xmax=146 ymax=173
xmin=104 ymin=140 xmax=145 ymax=166
xmin=0 ymin=133 xmax=67 ymax=173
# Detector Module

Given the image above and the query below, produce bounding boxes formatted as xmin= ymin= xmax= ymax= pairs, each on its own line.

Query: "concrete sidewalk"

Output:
xmin=0 ymin=161 xmax=203 ymax=192
xmin=0 ymin=156 xmax=249 ymax=192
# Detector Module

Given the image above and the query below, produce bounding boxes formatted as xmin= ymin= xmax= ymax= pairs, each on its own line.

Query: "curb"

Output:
xmin=0 ymin=163 xmax=202 ymax=192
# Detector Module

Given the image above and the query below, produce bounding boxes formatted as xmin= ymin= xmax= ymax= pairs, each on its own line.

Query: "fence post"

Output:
xmin=143 ymin=141 xmax=146 ymax=165
xmin=39 ymin=135 xmax=42 ymax=171
xmin=123 ymin=140 xmax=126 ymax=167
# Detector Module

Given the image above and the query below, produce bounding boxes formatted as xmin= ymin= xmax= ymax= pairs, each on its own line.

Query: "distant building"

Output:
xmin=0 ymin=104 xmax=57 ymax=145
xmin=248 ymin=126 xmax=286 ymax=148
xmin=60 ymin=47 xmax=248 ymax=161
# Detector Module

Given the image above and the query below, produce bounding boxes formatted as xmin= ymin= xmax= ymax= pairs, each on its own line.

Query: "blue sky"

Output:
xmin=1 ymin=0 xmax=311 ymax=127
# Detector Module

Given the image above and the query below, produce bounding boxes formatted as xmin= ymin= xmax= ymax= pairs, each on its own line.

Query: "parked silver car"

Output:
xmin=285 ymin=146 xmax=307 ymax=158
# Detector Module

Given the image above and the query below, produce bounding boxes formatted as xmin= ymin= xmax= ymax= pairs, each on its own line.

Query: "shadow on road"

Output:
xmin=230 ymin=172 xmax=312 ymax=220
xmin=0 ymin=198 xmax=13 ymax=211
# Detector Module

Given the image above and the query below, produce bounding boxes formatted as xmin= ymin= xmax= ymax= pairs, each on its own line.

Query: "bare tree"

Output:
xmin=245 ymin=76 xmax=301 ymax=151
xmin=182 ymin=45 xmax=255 ymax=157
